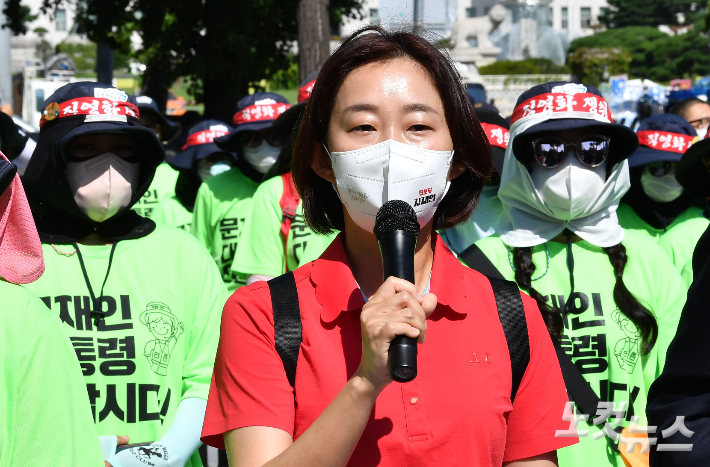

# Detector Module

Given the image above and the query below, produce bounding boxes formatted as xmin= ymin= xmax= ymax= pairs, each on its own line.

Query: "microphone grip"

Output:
xmin=379 ymin=230 xmax=418 ymax=383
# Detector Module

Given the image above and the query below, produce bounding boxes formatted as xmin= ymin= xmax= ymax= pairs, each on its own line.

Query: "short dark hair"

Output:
xmin=669 ymin=98 xmax=708 ymax=121
xmin=292 ymin=26 xmax=492 ymax=234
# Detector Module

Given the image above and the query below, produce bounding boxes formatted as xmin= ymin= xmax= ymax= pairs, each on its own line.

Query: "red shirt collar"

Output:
xmin=313 ymin=233 xmax=468 ymax=323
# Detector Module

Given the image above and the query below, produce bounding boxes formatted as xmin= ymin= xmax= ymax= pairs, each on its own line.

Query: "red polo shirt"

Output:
xmin=202 ymin=234 xmax=576 ymax=464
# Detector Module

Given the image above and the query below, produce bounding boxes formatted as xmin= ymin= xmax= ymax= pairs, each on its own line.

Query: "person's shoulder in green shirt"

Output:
xmin=191 ymin=167 xmax=260 ymax=290
xmin=152 ymin=195 xmax=193 ymax=232
xmin=3 ymin=281 xmax=104 ymax=467
xmin=659 ymin=215 xmax=710 ymax=287
xmin=133 ymin=162 xmax=179 ymax=219
xmin=618 ymin=202 xmax=703 ymax=241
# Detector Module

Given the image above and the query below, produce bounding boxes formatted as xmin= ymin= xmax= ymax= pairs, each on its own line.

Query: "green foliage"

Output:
xmin=600 ymin=0 xmax=704 ymax=28
xmin=56 ymin=42 xmax=96 ymax=71
xmin=567 ymin=47 xmax=632 ymax=87
xmin=568 ymin=26 xmax=710 ymax=82
xmin=479 ymin=58 xmax=571 ymax=75
xmin=2 ymin=0 xmax=38 ymax=35
xmin=268 ymin=55 xmax=300 ymax=90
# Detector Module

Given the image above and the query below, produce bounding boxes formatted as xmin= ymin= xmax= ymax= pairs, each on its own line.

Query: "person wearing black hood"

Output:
xmin=129 ymin=95 xmax=182 ymax=220
xmin=152 ymin=120 xmax=236 ymax=231
xmin=22 ymin=82 xmax=227 ymax=467
xmin=190 ymin=92 xmax=290 ymax=292
xmin=617 ymin=114 xmax=705 ymax=242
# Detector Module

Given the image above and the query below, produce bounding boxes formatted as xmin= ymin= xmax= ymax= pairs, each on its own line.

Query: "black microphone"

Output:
xmin=374 ymin=200 xmax=420 ymax=383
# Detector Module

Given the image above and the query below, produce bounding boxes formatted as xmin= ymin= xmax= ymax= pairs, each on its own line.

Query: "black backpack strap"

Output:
xmin=487 ymin=277 xmax=530 ymax=402
xmin=553 ymin=341 xmax=602 ymax=416
xmin=268 ymin=272 xmax=302 ymax=388
xmin=459 ymin=243 xmax=506 ymax=280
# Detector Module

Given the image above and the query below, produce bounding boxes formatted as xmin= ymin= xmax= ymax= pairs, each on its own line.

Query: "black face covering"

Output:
xmin=623 ymin=166 xmax=705 ymax=230
xmin=23 ymin=115 xmax=165 ymax=243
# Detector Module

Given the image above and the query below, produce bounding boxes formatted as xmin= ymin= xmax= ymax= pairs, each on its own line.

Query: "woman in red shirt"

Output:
xmin=202 ymin=27 xmax=576 ymax=466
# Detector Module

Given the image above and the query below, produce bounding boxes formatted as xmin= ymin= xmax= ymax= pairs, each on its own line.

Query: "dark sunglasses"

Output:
xmin=647 ymin=161 xmax=676 ymax=177
xmin=238 ymin=129 xmax=283 ymax=149
xmin=532 ymin=135 xmax=610 ymax=169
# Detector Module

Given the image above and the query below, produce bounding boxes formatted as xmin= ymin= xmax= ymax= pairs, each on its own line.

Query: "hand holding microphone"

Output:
xmin=355 ymin=201 xmax=437 ymax=393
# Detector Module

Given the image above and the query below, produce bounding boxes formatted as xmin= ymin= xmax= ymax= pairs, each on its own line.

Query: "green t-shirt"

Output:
xmin=152 ymin=196 xmax=193 ymax=232
xmin=658 ymin=216 xmax=710 ymax=288
xmin=617 ymin=202 xmax=703 ymax=242
xmin=231 ymin=175 xmax=336 ymax=278
xmin=23 ymin=226 xmax=227 ymax=467
xmin=474 ymin=231 xmax=684 ymax=467
xmin=1 ymin=281 xmax=104 ymax=467
xmin=133 ymin=163 xmax=179 ymax=219
xmin=190 ymin=167 xmax=259 ymax=291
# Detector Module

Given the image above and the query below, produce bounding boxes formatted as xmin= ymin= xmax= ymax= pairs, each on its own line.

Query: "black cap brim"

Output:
xmin=140 ymin=108 xmax=180 ymax=140
xmin=677 ymin=138 xmax=710 ymax=196
xmin=214 ymin=121 xmax=275 ymax=151
xmin=59 ymin=121 xmax=165 ymax=162
xmin=272 ymin=102 xmax=306 ymax=140
xmin=627 ymin=146 xmax=683 ymax=168
xmin=512 ymin=119 xmax=639 ymax=167
xmin=168 ymin=143 xmax=235 ymax=170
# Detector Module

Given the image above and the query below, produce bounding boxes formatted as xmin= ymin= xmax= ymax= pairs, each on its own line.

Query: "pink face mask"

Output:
xmin=0 ymin=152 xmax=44 ymax=284
xmin=65 ymin=152 xmax=140 ymax=223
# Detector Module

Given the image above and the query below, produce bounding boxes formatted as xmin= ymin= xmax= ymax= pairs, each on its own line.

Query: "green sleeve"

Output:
xmin=151 ymin=199 xmax=168 ymax=225
xmin=190 ymin=182 xmax=214 ymax=251
xmin=180 ymin=236 xmax=229 ymax=401
xmin=231 ymin=176 xmax=285 ymax=278
xmin=12 ymin=296 xmax=104 ymax=466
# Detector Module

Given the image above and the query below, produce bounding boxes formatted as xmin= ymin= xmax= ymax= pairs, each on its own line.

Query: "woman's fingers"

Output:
xmin=368 ymin=276 xmax=420 ymax=304
xmin=116 ymin=435 xmax=130 ymax=446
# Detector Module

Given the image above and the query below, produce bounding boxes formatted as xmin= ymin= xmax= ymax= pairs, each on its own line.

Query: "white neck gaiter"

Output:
xmin=65 ymin=152 xmax=139 ymax=222
xmin=327 ymin=139 xmax=454 ymax=233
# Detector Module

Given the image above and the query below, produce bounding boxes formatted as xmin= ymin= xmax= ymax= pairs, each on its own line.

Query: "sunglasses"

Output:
xmin=647 ymin=161 xmax=676 ymax=177
xmin=532 ymin=135 xmax=610 ymax=169
xmin=238 ymin=129 xmax=283 ymax=149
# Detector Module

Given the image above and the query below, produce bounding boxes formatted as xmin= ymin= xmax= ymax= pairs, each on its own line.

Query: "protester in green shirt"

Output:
xmin=152 ymin=120 xmax=236 ymax=232
xmin=0 ymin=153 xmax=105 ymax=467
xmin=661 ymin=132 xmax=710 ymax=286
xmin=440 ymin=107 xmax=508 ymax=255
xmin=191 ymin=92 xmax=290 ymax=291
xmin=129 ymin=95 xmax=181 ymax=219
xmin=618 ymin=114 xmax=705 ymax=241
xmin=231 ymin=76 xmax=335 ymax=284
xmin=470 ymin=82 xmax=684 ymax=467
xmin=22 ymin=82 xmax=227 ymax=467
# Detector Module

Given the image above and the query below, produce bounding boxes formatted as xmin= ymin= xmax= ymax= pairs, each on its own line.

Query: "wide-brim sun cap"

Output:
xmin=0 ymin=152 xmax=44 ymax=284
xmin=129 ymin=94 xmax=181 ymax=140
xmin=214 ymin=91 xmax=291 ymax=151
xmin=627 ymin=113 xmax=699 ymax=168
xmin=511 ymin=81 xmax=639 ymax=168
xmin=475 ymin=108 xmax=509 ymax=174
xmin=168 ymin=119 xmax=235 ymax=170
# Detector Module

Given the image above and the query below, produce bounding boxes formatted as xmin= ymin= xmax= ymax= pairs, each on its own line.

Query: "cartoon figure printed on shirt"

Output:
xmin=612 ymin=310 xmax=641 ymax=374
xmin=140 ymin=302 xmax=184 ymax=376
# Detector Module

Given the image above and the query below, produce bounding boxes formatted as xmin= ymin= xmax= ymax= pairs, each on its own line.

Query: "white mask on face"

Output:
xmin=196 ymin=159 xmax=232 ymax=182
xmin=530 ymin=151 xmax=608 ymax=222
xmin=640 ymin=164 xmax=684 ymax=203
xmin=243 ymin=141 xmax=280 ymax=174
xmin=65 ymin=152 xmax=140 ymax=223
xmin=696 ymin=127 xmax=708 ymax=140
xmin=327 ymin=139 xmax=454 ymax=233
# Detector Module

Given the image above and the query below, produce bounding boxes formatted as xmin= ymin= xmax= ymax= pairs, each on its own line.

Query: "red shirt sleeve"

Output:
xmin=503 ymin=292 xmax=578 ymax=462
xmin=201 ymin=282 xmax=295 ymax=449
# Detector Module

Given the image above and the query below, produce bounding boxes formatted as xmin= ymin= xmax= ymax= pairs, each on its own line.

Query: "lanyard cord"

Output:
xmin=563 ymin=232 xmax=575 ymax=314
xmin=73 ymin=241 xmax=119 ymax=325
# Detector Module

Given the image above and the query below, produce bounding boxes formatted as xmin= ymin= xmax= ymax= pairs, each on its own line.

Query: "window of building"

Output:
xmin=465 ymin=7 xmax=477 ymax=17
xmin=56 ymin=8 xmax=66 ymax=31
xmin=561 ymin=7 xmax=568 ymax=29
xmin=581 ymin=7 xmax=592 ymax=28
xmin=369 ymin=8 xmax=380 ymax=24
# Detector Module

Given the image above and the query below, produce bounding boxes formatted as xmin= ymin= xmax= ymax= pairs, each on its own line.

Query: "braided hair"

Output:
xmin=511 ymin=242 xmax=658 ymax=354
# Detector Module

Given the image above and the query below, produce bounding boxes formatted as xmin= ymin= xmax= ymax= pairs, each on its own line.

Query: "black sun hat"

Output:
xmin=676 ymin=133 xmax=710 ymax=197
xmin=214 ymin=92 xmax=291 ymax=152
xmin=475 ymin=108 xmax=509 ymax=175
xmin=168 ymin=120 xmax=235 ymax=170
xmin=129 ymin=94 xmax=181 ymax=141
xmin=511 ymin=81 xmax=639 ymax=167
xmin=627 ymin=113 xmax=698 ymax=168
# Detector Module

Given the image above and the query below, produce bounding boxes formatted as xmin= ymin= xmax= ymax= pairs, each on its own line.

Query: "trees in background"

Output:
xmin=600 ymin=0 xmax=703 ymax=28
xmin=13 ymin=0 xmax=362 ymax=120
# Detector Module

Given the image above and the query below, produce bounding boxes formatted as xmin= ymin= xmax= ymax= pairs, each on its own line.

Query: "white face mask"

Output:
xmin=327 ymin=139 xmax=454 ymax=233
xmin=640 ymin=164 xmax=684 ymax=203
xmin=530 ymin=152 xmax=608 ymax=222
xmin=696 ymin=127 xmax=708 ymax=140
xmin=243 ymin=141 xmax=280 ymax=174
xmin=196 ymin=159 xmax=232 ymax=182
xmin=65 ymin=152 xmax=140 ymax=223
